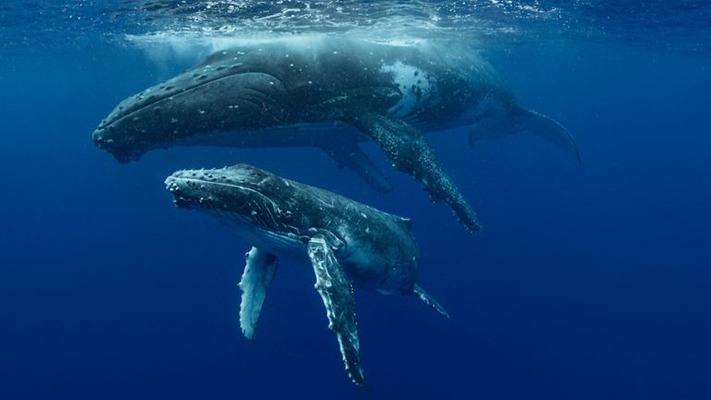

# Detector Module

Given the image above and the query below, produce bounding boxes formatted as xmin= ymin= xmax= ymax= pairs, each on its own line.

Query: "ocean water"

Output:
xmin=1 ymin=1 xmax=710 ymax=399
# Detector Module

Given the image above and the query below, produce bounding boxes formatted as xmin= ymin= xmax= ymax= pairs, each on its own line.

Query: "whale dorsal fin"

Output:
xmin=238 ymin=246 xmax=279 ymax=339
xmin=307 ymin=235 xmax=365 ymax=386
xmin=345 ymin=111 xmax=481 ymax=234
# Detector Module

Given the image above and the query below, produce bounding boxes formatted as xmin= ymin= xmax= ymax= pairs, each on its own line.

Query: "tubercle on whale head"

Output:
xmin=164 ymin=165 xmax=291 ymax=230
xmin=92 ymin=128 xmax=146 ymax=164
xmin=165 ymin=173 xmax=219 ymax=209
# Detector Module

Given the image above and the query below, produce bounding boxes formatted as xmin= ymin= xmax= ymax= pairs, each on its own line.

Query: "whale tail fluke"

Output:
xmin=469 ymin=108 xmax=581 ymax=165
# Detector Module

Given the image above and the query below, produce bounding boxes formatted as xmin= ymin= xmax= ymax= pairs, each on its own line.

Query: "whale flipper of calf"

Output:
xmin=164 ymin=164 xmax=448 ymax=386
xmin=96 ymin=37 xmax=580 ymax=233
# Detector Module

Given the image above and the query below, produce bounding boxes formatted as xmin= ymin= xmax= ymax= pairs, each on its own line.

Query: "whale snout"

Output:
xmin=164 ymin=165 xmax=280 ymax=218
xmin=165 ymin=174 xmax=219 ymax=210
xmin=92 ymin=127 xmax=144 ymax=163
xmin=165 ymin=176 xmax=199 ymax=209
xmin=165 ymin=167 xmax=253 ymax=211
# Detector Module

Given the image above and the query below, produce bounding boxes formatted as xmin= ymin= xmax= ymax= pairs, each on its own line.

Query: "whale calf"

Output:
xmin=96 ymin=37 xmax=579 ymax=233
xmin=165 ymin=163 xmax=448 ymax=386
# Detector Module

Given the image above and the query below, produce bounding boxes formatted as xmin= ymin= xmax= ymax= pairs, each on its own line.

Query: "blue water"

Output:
xmin=2 ymin=2 xmax=710 ymax=399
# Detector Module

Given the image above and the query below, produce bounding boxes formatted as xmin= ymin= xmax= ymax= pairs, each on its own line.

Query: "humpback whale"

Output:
xmin=164 ymin=163 xmax=448 ymax=386
xmin=95 ymin=37 xmax=579 ymax=233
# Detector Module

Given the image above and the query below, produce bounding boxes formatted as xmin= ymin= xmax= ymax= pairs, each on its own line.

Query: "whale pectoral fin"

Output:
xmin=413 ymin=284 xmax=450 ymax=318
xmin=306 ymin=235 xmax=365 ymax=386
xmin=345 ymin=111 xmax=481 ymax=234
xmin=469 ymin=108 xmax=581 ymax=165
xmin=320 ymin=141 xmax=393 ymax=193
xmin=238 ymin=246 xmax=279 ymax=339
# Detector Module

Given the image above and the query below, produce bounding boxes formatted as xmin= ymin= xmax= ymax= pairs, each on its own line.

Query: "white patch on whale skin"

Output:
xmin=380 ymin=62 xmax=435 ymax=118
xmin=239 ymin=247 xmax=278 ymax=339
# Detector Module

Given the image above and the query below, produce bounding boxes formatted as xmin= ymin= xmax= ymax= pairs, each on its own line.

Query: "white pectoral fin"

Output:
xmin=306 ymin=236 xmax=365 ymax=386
xmin=413 ymin=284 xmax=450 ymax=318
xmin=238 ymin=246 xmax=279 ymax=339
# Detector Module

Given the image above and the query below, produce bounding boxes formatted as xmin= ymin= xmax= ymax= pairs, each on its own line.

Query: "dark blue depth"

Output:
xmin=1 ymin=3 xmax=711 ymax=400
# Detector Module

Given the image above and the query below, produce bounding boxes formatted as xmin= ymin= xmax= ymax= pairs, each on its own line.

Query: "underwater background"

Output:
xmin=1 ymin=1 xmax=710 ymax=399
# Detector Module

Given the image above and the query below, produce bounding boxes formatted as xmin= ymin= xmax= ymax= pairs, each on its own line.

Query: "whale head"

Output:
xmin=93 ymin=50 xmax=289 ymax=163
xmin=165 ymin=164 xmax=305 ymax=248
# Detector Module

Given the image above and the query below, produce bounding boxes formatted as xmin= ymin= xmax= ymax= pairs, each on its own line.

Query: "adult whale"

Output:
xmin=165 ymin=164 xmax=449 ymax=386
xmin=95 ymin=37 xmax=580 ymax=233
